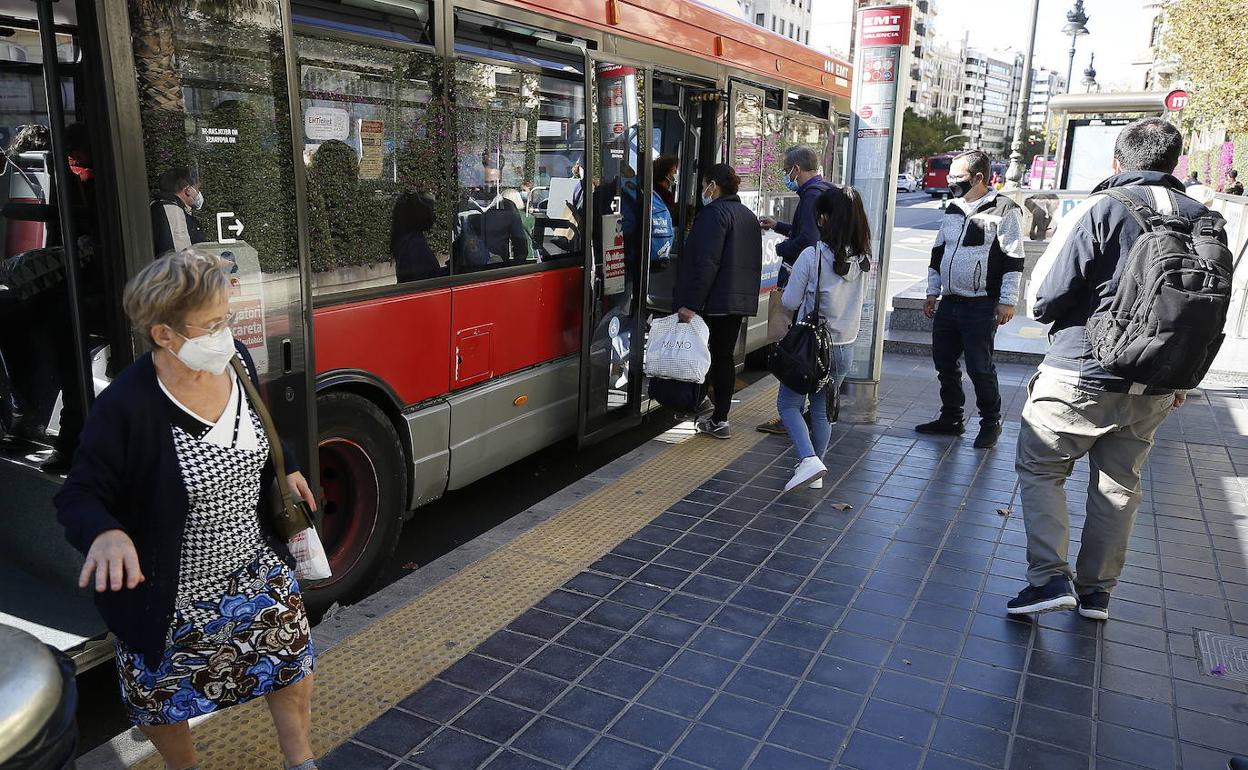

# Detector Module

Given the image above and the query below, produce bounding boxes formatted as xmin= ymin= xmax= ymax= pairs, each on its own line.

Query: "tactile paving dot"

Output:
xmin=1195 ymin=628 xmax=1248 ymax=682
xmin=130 ymin=386 xmax=777 ymax=768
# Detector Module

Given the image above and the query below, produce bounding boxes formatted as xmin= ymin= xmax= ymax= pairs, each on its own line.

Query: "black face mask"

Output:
xmin=949 ymin=176 xmax=976 ymax=199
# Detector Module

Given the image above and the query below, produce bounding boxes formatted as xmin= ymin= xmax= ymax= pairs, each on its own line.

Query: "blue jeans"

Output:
xmin=778 ymin=344 xmax=854 ymax=460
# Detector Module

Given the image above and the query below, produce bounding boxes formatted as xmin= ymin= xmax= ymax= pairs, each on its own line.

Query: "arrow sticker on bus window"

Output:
xmin=217 ymin=212 xmax=244 ymax=244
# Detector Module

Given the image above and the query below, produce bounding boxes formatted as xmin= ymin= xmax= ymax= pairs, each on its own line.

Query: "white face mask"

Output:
xmin=190 ymin=188 xmax=204 ymax=210
xmin=172 ymin=325 xmax=235 ymax=374
xmin=701 ymin=185 xmax=715 ymax=207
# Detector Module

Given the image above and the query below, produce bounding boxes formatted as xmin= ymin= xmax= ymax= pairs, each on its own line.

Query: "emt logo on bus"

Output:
xmin=859 ymin=6 xmax=911 ymax=47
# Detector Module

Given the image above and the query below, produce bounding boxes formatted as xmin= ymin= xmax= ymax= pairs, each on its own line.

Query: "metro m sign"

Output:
xmin=1165 ymin=89 xmax=1189 ymax=111
xmin=860 ymin=6 xmax=911 ymax=46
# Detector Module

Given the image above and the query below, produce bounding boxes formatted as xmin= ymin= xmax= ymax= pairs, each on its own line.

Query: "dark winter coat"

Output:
xmin=774 ymin=174 xmax=832 ymax=270
xmin=55 ymin=341 xmax=297 ymax=668
xmin=674 ymin=193 xmax=763 ymax=317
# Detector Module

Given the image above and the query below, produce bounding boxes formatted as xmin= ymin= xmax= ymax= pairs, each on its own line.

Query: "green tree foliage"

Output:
xmin=1163 ymin=0 xmax=1248 ymax=133
xmin=899 ymin=108 xmax=965 ymax=164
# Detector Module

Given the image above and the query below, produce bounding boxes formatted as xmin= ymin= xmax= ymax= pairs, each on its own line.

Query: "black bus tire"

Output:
xmin=304 ymin=391 xmax=406 ymax=618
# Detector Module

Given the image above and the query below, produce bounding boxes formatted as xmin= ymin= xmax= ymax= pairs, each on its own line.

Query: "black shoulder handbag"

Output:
xmin=229 ymin=356 xmax=315 ymax=541
xmin=768 ymin=248 xmax=832 ymax=395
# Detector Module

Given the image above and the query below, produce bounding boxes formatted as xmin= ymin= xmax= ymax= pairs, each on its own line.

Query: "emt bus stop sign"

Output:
xmin=843 ymin=5 xmax=911 ymax=422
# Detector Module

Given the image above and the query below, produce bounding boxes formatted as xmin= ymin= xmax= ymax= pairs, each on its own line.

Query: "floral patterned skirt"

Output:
xmin=114 ymin=553 xmax=315 ymax=725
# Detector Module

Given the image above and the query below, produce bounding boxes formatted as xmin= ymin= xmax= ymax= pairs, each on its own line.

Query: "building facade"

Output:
xmin=741 ymin=0 xmax=814 ymax=45
xmin=959 ymin=48 xmax=1022 ymax=158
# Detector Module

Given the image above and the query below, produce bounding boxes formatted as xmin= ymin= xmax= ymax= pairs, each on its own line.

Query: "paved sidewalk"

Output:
xmin=307 ymin=355 xmax=1248 ymax=770
xmin=83 ymin=354 xmax=1248 ymax=770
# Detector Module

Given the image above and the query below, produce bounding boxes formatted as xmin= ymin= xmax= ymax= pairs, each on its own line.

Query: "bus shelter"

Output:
xmin=1048 ymin=91 xmax=1170 ymax=190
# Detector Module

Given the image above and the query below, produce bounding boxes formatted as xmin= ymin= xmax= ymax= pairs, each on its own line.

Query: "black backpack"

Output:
xmin=768 ymin=248 xmax=832 ymax=394
xmin=1086 ymin=188 xmax=1233 ymax=390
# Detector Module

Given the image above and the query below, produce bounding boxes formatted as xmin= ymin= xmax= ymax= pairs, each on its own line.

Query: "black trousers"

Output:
xmin=706 ymin=315 xmax=743 ymax=423
xmin=931 ymin=297 xmax=1002 ymax=424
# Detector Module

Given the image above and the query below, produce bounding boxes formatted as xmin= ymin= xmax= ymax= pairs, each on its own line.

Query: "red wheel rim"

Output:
xmin=316 ymin=437 xmax=379 ymax=587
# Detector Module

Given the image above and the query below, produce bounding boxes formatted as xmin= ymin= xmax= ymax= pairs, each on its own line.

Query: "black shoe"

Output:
xmin=973 ymin=421 xmax=1002 ymax=449
xmin=1228 ymin=758 xmax=1248 ymax=770
xmin=1006 ymin=576 xmax=1077 ymax=615
xmin=1077 ymin=591 xmax=1110 ymax=621
xmin=756 ymin=416 xmax=787 ymax=434
xmin=38 ymin=449 xmax=72 ymax=475
xmin=915 ymin=417 xmax=965 ymax=435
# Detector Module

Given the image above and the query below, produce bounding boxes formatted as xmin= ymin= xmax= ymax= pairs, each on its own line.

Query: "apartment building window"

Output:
xmin=796 ymin=26 xmax=801 ymax=41
xmin=755 ymin=12 xmax=765 ymax=25
xmin=772 ymin=15 xmax=777 ymax=31
xmin=805 ymin=29 xmax=810 ymax=44
xmin=789 ymin=21 xmax=794 ymax=37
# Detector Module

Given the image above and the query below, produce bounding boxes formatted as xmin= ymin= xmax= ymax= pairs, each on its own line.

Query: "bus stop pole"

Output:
xmin=35 ymin=0 xmax=91 ymax=422
xmin=841 ymin=5 xmax=912 ymax=423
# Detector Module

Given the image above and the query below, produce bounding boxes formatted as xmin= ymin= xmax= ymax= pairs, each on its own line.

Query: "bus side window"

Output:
xmin=450 ymin=63 xmax=584 ymax=273
xmin=295 ymin=29 xmax=450 ymax=296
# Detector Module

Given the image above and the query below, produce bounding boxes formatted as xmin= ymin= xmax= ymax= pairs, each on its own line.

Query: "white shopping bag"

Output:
xmin=644 ymin=312 xmax=712 ymax=383
xmin=287 ymin=527 xmax=332 ymax=581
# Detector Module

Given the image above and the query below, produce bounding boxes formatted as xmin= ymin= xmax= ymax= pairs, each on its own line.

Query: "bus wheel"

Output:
xmin=305 ymin=391 xmax=406 ymax=617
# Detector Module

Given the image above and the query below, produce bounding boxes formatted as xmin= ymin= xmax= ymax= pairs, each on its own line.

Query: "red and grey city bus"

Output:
xmin=922 ymin=152 xmax=956 ymax=196
xmin=0 ymin=0 xmax=851 ymax=669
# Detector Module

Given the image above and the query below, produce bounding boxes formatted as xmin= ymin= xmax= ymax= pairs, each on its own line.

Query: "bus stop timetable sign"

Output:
xmin=843 ymin=4 xmax=911 ymax=421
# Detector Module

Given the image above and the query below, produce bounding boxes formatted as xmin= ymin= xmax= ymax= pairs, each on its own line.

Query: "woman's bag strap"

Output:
xmin=229 ymin=355 xmax=290 ymax=490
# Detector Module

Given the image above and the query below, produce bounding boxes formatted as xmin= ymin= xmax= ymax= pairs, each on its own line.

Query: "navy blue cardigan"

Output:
xmin=55 ymin=341 xmax=298 ymax=667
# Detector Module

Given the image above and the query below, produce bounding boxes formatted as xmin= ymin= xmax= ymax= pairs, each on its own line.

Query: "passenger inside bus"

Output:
xmin=391 ymin=192 xmax=445 ymax=283
xmin=453 ymin=158 xmax=531 ymax=271
xmin=150 ymin=166 xmax=206 ymax=257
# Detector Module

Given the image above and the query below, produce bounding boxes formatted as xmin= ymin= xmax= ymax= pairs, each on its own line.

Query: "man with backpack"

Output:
xmin=756 ymin=144 xmax=832 ymax=434
xmin=1007 ymin=118 xmax=1232 ymax=621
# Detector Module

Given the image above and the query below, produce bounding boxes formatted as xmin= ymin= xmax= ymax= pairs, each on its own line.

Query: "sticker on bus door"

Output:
xmin=602 ymin=212 xmax=626 ymax=296
xmin=760 ymin=230 xmax=785 ymax=293
xmin=198 ymin=240 xmax=268 ymax=373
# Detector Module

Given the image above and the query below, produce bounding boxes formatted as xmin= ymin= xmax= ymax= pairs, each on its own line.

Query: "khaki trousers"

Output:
xmin=1015 ymin=373 xmax=1173 ymax=594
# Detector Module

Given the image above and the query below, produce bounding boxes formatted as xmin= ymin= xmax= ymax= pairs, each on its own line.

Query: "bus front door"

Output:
xmin=577 ymin=60 xmax=652 ymax=446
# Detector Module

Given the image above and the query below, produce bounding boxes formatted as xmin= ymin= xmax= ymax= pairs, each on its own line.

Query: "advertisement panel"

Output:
xmin=843 ymin=5 xmax=911 ymax=419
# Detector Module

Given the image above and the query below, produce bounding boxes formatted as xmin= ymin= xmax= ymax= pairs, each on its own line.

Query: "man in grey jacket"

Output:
xmin=916 ymin=149 xmax=1025 ymax=449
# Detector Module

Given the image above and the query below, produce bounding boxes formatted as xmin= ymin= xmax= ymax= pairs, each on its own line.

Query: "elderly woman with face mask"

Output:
xmin=56 ymin=250 xmax=319 ymax=770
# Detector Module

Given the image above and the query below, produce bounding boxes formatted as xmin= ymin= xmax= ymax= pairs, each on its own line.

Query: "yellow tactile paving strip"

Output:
xmin=133 ymin=384 xmax=778 ymax=769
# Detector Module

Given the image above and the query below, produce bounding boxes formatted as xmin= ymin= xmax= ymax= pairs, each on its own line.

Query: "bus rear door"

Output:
xmin=577 ymin=58 xmax=652 ymax=446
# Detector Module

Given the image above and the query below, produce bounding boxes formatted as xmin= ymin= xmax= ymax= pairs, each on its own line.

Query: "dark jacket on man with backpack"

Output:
xmin=1027 ymin=170 xmax=1228 ymax=394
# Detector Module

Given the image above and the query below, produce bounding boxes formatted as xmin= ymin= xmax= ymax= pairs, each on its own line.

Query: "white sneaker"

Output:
xmin=784 ymin=456 xmax=826 ymax=494
xmin=809 ymin=477 xmax=823 ymax=490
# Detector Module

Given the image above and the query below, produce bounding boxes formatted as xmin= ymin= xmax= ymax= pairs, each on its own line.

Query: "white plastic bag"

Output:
xmin=287 ymin=527 xmax=332 ymax=581
xmin=644 ymin=313 xmax=712 ymax=383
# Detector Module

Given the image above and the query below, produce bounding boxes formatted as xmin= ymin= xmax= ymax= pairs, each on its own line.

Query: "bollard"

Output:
xmin=0 ymin=625 xmax=78 ymax=770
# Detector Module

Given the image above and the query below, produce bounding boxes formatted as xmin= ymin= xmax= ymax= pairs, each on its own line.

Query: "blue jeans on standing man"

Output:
xmin=931 ymin=297 xmax=1002 ymax=424
xmin=778 ymin=344 xmax=854 ymax=460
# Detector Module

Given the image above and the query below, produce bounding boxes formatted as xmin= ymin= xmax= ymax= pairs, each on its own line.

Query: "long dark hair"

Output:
xmin=814 ymin=185 xmax=872 ymax=276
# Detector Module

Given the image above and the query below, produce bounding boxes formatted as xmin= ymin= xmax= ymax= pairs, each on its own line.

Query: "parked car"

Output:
xmin=896 ymin=173 xmax=918 ymax=193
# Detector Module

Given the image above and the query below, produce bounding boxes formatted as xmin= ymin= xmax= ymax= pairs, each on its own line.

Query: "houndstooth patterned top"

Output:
xmin=159 ymin=370 xmax=282 ymax=628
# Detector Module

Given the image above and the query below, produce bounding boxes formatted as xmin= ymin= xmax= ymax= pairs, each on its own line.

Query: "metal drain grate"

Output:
xmin=1195 ymin=629 xmax=1248 ymax=682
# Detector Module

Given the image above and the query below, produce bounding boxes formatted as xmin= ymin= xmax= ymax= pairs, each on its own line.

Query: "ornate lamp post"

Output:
xmin=1063 ymin=0 xmax=1090 ymax=93
xmin=1081 ymin=53 xmax=1099 ymax=92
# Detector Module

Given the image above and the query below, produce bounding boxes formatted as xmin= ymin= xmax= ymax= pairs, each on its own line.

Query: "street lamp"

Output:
xmin=1081 ymin=52 xmax=1099 ymax=92
xmin=1063 ymin=0 xmax=1089 ymax=94
xmin=1005 ymin=0 xmax=1040 ymax=188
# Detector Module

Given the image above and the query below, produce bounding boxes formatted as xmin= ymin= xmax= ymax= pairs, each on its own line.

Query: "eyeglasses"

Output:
xmin=183 ymin=311 xmax=236 ymax=336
